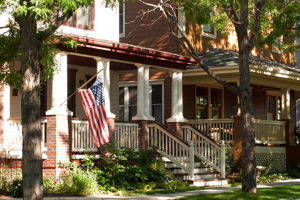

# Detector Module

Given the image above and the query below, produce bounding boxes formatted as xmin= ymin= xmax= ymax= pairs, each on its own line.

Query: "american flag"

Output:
xmin=78 ymin=75 xmax=109 ymax=147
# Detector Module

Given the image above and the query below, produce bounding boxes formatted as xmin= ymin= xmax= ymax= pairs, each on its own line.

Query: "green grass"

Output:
xmin=178 ymin=184 xmax=300 ymax=200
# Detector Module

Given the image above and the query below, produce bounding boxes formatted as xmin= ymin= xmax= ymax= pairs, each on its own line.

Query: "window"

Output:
xmin=66 ymin=5 xmax=94 ymax=29
xmin=119 ymin=0 xmax=125 ymax=37
xmin=177 ymin=7 xmax=186 ymax=38
xmin=196 ymin=86 xmax=222 ymax=119
xmin=202 ymin=11 xmax=216 ymax=39
xmin=272 ymin=36 xmax=283 ymax=54
xmin=119 ymin=84 xmax=163 ymax=123
xmin=267 ymin=91 xmax=282 ymax=120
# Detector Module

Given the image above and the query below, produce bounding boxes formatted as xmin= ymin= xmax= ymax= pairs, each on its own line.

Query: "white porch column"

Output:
xmin=46 ymin=52 xmax=72 ymax=116
xmin=0 ymin=83 xmax=10 ymax=155
xmin=282 ymin=87 xmax=291 ymax=119
xmin=95 ymin=58 xmax=115 ymax=118
xmin=132 ymin=64 xmax=147 ymax=120
xmin=177 ymin=72 xmax=186 ymax=122
xmin=144 ymin=66 xmax=154 ymax=120
xmin=167 ymin=71 xmax=186 ymax=122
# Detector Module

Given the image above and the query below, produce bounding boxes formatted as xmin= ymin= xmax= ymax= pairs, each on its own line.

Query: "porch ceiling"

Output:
xmin=57 ymin=36 xmax=197 ymax=70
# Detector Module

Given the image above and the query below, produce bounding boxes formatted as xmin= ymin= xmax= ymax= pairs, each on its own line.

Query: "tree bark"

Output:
xmin=238 ymin=0 xmax=257 ymax=193
xmin=16 ymin=9 xmax=43 ymax=200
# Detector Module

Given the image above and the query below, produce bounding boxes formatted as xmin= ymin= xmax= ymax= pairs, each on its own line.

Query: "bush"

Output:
xmin=0 ymin=164 xmax=22 ymax=197
xmin=257 ymin=173 xmax=290 ymax=183
xmin=9 ymin=178 xmax=22 ymax=197
xmin=89 ymin=144 xmax=166 ymax=192
xmin=56 ymin=162 xmax=99 ymax=195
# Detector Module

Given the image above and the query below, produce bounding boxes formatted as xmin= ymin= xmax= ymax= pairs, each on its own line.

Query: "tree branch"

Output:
xmin=159 ymin=0 xmax=239 ymax=95
xmin=222 ymin=3 xmax=241 ymax=34
xmin=249 ymin=0 xmax=267 ymax=52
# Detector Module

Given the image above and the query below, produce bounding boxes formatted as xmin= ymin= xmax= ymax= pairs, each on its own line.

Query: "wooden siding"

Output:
xmin=120 ymin=0 xmax=180 ymax=54
xmin=184 ymin=22 xmax=295 ymax=65
xmin=183 ymin=84 xmax=196 ymax=119
xmin=223 ymin=87 xmax=238 ymax=118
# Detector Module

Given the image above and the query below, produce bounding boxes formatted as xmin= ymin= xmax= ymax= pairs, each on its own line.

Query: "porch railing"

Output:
xmin=148 ymin=122 xmax=195 ymax=180
xmin=187 ymin=119 xmax=234 ymax=143
xmin=7 ymin=118 xmax=47 ymax=155
xmin=181 ymin=124 xmax=225 ymax=178
xmin=115 ymin=122 xmax=139 ymax=150
xmin=72 ymin=119 xmax=97 ymax=152
xmin=254 ymin=119 xmax=286 ymax=144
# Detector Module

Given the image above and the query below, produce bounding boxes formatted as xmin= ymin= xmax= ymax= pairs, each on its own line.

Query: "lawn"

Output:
xmin=178 ymin=184 xmax=300 ymax=200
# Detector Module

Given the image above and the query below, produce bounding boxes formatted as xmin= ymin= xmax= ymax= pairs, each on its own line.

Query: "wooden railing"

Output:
xmin=72 ymin=119 xmax=97 ymax=152
xmin=7 ymin=118 xmax=47 ymax=153
xmin=181 ymin=124 xmax=225 ymax=178
xmin=188 ymin=119 xmax=234 ymax=143
xmin=148 ymin=122 xmax=195 ymax=180
xmin=254 ymin=119 xmax=286 ymax=144
xmin=115 ymin=122 xmax=139 ymax=150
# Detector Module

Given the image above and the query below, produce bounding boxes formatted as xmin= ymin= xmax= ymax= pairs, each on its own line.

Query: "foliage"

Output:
xmin=43 ymin=177 xmax=56 ymax=192
xmin=224 ymin=143 xmax=239 ymax=175
xmin=256 ymin=173 xmax=290 ymax=183
xmin=0 ymin=164 xmax=22 ymax=197
xmin=89 ymin=144 xmax=166 ymax=192
xmin=56 ymin=161 xmax=99 ymax=195
xmin=288 ymin=163 xmax=300 ymax=178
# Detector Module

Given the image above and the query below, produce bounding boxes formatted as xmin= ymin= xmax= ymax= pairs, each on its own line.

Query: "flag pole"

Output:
xmin=59 ymin=68 xmax=104 ymax=107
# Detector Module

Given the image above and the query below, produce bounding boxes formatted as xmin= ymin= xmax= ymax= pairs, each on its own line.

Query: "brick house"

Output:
xmin=1 ymin=0 xmax=300 ymax=186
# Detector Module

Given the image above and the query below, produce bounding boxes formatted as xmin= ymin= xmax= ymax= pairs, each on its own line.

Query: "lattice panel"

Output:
xmin=256 ymin=153 xmax=286 ymax=172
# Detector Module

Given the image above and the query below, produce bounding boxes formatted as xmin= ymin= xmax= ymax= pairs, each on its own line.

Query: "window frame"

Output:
xmin=65 ymin=4 xmax=95 ymax=30
xmin=118 ymin=81 xmax=164 ymax=123
xmin=119 ymin=0 xmax=125 ymax=37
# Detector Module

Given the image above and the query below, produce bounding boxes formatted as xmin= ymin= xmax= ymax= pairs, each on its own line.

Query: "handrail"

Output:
xmin=148 ymin=122 xmax=194 ymax=180
xmin=254 ymin=119 xmax=286 ymax=144
xmin=181 ymin=124 xmax=225 ymax=178
xmin=187 ymin=119 xmax=234 ymax=143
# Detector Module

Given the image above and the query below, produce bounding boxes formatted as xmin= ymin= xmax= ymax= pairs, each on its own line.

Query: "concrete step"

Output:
xmin=189 ymin=178 xmax=228 ymax=187
xmin=173 ymin=167 xmax=210 ymax=174
xmin=175 ymin=172 xmax=218 ymax=180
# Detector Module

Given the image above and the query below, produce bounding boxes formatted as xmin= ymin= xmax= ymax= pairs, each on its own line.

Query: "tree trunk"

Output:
xmin=238 ymin=4 xmax=257 ymax=192
xmin=17 ymin=11 xmax=43 ymax=200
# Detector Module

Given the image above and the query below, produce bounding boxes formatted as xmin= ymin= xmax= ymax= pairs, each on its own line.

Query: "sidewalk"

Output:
xmin=2 ymin=179 xmax=300 ymax=200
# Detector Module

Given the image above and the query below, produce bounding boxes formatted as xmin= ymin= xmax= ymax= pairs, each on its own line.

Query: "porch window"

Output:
xmin=119 ymin=84 xmax=163 ymax=123
xmin=196 ymin=87 xmax=208 ymax=119
xmin=267 ymin=92 xmax=282 ymax=120
xmin=196 ymin=86 xmax=222 ymax=119
xmin=66 ymin=5 xmax=94 ymax=29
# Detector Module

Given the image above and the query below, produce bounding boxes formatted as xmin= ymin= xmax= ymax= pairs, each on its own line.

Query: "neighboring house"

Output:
xmin=119 ymin=1 xmax=300 ymax=172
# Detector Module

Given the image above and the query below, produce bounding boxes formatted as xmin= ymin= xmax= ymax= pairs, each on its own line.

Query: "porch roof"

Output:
xmin=188 ymin=48 xmax=300 ymax=74
xmin=57 ymin=36 xmax=198 ymax=70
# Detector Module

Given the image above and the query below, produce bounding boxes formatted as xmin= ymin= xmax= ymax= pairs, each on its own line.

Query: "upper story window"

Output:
xmin=202 ymin=11 xmax=216 ymax=39
xmin=66 ymin=5 xmax=94 ymax=30
xmin=119 ymin=0 xmax=125 ymax=37
xmin=177 ymin=7 xmax=186 ymax=38
xmin=272 ymin=36 xmax=283 ymax=54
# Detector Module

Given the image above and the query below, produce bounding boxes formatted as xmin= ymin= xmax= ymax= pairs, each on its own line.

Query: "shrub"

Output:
xmin=56 ymin=162 xmax=99 ymax=195
xmin=86 ymin=144 xmax=166 ymax=192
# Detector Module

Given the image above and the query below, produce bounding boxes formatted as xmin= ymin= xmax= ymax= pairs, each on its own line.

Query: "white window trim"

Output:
xmin=178 ymin=7 xmax=186 ymax=38
xmin=272 ymin=36 xmax=283 ymax=54
xmin=119 ymin=80 xmax=164 ymax=122
xmin=202 ymin=24 xmax=217 ymax=39
xmin=119 ymin=1 xmax=125 ymax=38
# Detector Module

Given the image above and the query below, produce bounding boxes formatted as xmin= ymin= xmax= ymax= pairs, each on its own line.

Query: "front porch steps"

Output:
xmin=163 ymin=158 xmax=228 ymax=187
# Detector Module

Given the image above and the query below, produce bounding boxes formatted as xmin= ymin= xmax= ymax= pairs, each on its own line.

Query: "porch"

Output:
xmin=3 ymin=117 xmax=293 ymax=176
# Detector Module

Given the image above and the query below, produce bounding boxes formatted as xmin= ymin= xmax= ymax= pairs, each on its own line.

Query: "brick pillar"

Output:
xmin=166 ymin=122 xmax=182 ymax=139
xmin=43 ymin=114 xmax=72 ymax=180
xmin=233 ymin=115 xmax=242 ymax=168
xmin=137 ymin=120 xmax=149 ymax=150
xmin=107 ymin=118 xmax=115 ymax=144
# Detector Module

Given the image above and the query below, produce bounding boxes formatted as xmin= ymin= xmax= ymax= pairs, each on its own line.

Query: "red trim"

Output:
xmin=58 ymin=36 xmax=197 ymax=70
xmin=0 ymin=64 xmax=4 ymax=141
